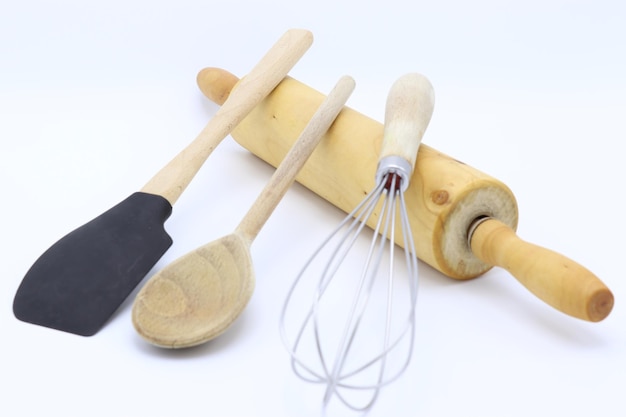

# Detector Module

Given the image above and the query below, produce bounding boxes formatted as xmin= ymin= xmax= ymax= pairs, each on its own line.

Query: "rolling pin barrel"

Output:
xmin=196 ymin=68 xmax=613 ymax=322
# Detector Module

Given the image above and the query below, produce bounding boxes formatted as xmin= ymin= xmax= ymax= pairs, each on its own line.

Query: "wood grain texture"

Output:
xmin=196 ymin=68 xmax=614 ymax=322
xmin=470 ymin=218 xmax=613 ymax=322
xmin=236 ymin=76 xmax=356 ymax=243
xmin=380 ymin=73 xmax=435 ymax=169
xmin=197 ymin=69 xmax=518 ymax=279
xmin=133 ymin=233 xmax=253 ymax=347
xmin=132 ymin=75 xmax=355 ymax=347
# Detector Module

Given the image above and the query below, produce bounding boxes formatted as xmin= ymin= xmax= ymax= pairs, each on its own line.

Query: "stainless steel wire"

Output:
xmin=280 ymin=72 xmax=433 ymax=415
xmin=280 ymin=169 xmax=419 ymax=414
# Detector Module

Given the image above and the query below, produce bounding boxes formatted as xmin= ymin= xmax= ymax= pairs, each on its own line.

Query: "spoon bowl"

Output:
xmin=132 ymin=76 xmax=356 ymax=348
xmin=133 ymin=233 xmax=253 ymax=348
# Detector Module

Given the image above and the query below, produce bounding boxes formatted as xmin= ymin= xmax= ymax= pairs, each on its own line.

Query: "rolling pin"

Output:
xmin=196 ymin=67 xmax=614 ymax=322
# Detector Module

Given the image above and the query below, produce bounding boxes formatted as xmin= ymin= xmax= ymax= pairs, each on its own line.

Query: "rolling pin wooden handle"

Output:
xmin=381 ymin=73 xmax=435 ymax=171
xmin=469 ymin=217 xmax=614 ymax=322
xmin=196 ymin=68 xmax=239 ymax=106
xmin=140 ymin=29 xmax=313 ymax=205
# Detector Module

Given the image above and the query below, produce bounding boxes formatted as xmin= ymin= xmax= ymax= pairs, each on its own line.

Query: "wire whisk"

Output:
xmin=280 ymin=73 xmax=435 ymax=414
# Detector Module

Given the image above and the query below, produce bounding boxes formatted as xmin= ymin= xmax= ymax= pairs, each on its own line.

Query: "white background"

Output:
xmin=1 ymin=1 xmax=625 ymax=416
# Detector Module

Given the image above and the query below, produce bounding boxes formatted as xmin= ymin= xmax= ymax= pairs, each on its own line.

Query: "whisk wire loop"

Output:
xmin=322 ymin=180 xmax=393 ymax=406
xmin=281 ymin=71 xmax=433 ymax=415
xmin=280 ymin=179 xmax=386 ymax=382
xmin=280 ymin=171 xmax=420 ymax=414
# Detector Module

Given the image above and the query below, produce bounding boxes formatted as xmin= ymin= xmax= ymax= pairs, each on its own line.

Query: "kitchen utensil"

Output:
xmin=279 ymin=73 xmax=434 ymax=412
xmin=196 ymin=68 xmax=613 ymax=322
xmin=131 ymin=75 xmax=356 ymax=348
xmin=12 ymin=29 xmax=313 ymax=336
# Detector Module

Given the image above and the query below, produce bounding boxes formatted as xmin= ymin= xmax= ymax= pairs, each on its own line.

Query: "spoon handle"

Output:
xmin=236 ymin=75 xmax=356 ymax=243
xmin=140 ymin=29 xmax=313 ymax=205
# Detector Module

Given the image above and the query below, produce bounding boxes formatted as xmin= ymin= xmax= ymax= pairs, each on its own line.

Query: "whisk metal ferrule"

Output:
xmin=375 ymin=155 xmax=412 ymax=192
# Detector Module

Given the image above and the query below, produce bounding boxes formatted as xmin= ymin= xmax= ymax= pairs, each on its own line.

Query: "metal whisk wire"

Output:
xmin=280 ymin=173 xmax=419 ymax=412
xmin=280 ymin=73 xmax=434 ymax=414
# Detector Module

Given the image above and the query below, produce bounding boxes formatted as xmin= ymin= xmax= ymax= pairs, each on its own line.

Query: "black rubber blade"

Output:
xmin=13 ymin=192 xmax=173 ymax=336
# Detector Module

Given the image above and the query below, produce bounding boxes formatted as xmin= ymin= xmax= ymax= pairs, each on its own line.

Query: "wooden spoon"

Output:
xmin=132 ymin=75 xmax=356 ymax=348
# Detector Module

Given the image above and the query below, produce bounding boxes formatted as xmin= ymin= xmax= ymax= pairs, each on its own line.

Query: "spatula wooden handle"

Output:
xmin=469 ymin=218 xmax=614 ymax=321
xmin=141 ymin=29 xmax=313 ymax=205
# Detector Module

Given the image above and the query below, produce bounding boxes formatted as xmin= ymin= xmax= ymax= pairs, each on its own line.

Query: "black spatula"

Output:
xmin=13 ymin=29 xmax=314 ymax=336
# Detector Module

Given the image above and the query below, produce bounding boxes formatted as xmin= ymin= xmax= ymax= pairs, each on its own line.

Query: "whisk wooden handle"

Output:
xmin=381 ymin=73 xmax=435 ymax=170
xmin=470 ymin=218 xmax=613 ymax=322
xmin=196 ymin=68 xmax=614 ymax=322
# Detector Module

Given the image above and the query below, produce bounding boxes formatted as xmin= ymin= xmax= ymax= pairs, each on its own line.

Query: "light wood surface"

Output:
xmin=196 ymin=68 xmax=614 ymax=322
xmin=470 ymin=218 xmax=613 ymax=322
xmin=197 ymin=68 xmax=518 ymax=279
xmin=380 ymin=73 xmax=435 ymax=169
xmin=132 ymin=76 xmax=356 ymax=347
xmin=140 ymin=28 xmax=313 ymax=205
